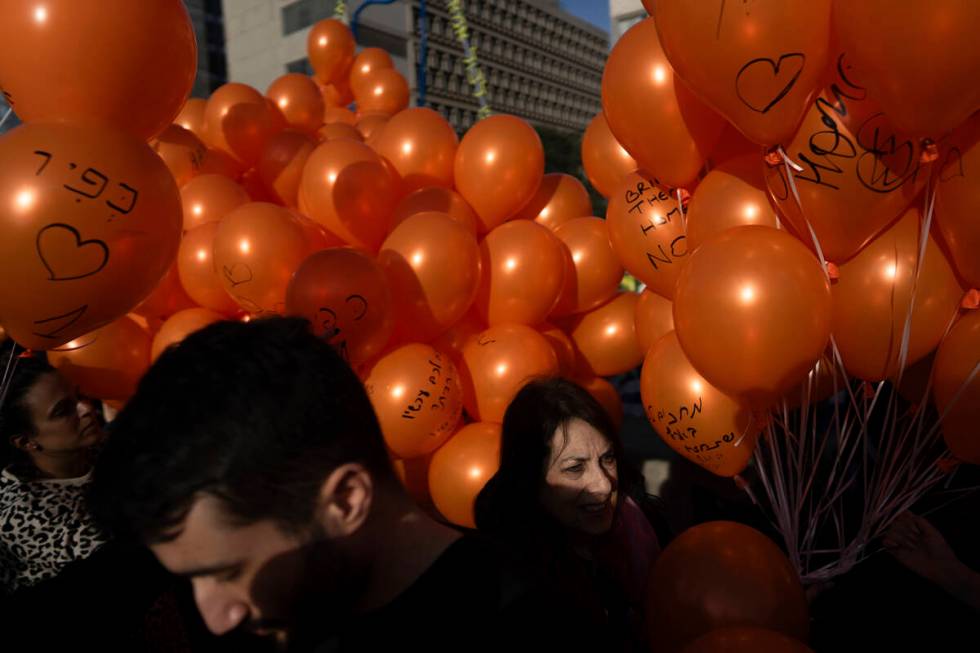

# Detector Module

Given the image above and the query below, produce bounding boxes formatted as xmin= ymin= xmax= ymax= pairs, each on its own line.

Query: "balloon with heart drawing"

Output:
xmin=0 ymin=122 xmax=182 ymax=350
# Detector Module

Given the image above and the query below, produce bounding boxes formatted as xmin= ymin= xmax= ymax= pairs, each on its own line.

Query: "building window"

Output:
xmin=286 ymin=57 xmax=314 ymax=75
xmin=282 ymin=0 xmax=333 ymax=37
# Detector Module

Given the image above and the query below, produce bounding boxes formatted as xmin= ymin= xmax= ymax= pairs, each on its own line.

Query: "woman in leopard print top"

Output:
xmin=0 ymin=345 xmax=107 ymax=594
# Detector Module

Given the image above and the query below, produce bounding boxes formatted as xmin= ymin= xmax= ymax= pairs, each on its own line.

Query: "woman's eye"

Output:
xmin=602 ymin=454 xmax=616 ymax=465
xmin=563 ymin=464 xmax=584 ymax=474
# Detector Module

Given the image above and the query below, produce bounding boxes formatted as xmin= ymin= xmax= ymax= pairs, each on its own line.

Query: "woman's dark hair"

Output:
xmin=474 ymin=377 xmax=648 ymax=543
xmin=0 ymin=343 xmax=55 ymax=468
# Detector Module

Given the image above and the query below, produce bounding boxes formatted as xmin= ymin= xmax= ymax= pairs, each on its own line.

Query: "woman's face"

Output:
xmin=539 ymin=418 xmax=618 ymax=536
xmin=20 ymin=372 xmax=104 ymax=455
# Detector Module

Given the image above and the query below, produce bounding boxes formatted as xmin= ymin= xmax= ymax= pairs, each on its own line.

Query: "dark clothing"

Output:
xmin=312 ymin=534 xmax=605 ymax=653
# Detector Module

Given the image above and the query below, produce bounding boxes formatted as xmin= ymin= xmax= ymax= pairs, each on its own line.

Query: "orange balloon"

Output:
xmin=256 ymin=130 xmax=317 ymax=208
xmin=290 ymin=212 xmax=346 ymax=253
xmin=151 ymin=307 xmax=224 ymax=362
xmin=646 ymin=521 xmax=809 ymax=653
xmin=212 ymin=202 xmax=308 ymax=315
xmin=265 ymin=73 xmax=325 ymax=136
xmin=355 ymin=111 xmax=390 ymax=142
xmin=454 ymin=115 xmax=545 ymax=234
xmin=47 ymin=316 xmax=151 ymax=401
xmin=707 ymin=124 xmax=761 ymax=169
xmin=319 ymin=78 xmax=355 ymax=108
xmin=513 ymin=173 xmax=592 ymax=231
xmin=687 ymin=155 xmax=781 ymax=252
xmin=641 ymin=331 xmax=759 ymax=477
xmin=198 ymin=147 xmax=246 ymax=180
xmin=431 ymin=309 xmax=486 ymax=363
xmin=581 ymin=113 xmax=637 ymax=199
xmin=779 ymin=353 xmax=844 ymax=411
xmin=833 ymin=209 xmax=963 ymax=381
xmin=349 ymin=48 xmax=395 ymax=95
xmin=475 ymin=220 xmax=566 ymax=326
xmin=833 ymin=1 xmax=980 ymax=138
xmin=379 ymin=213 xmax=482 ymax=344
xmin=204 ymin=84 xmax=286 ymax=168
xmin=299 ymin=138 xmax=398 ymax=251
xmin=175 ymin=98 xmax=208 ymax=140
xmin=0 ymin=0 xmax=195 ymax=140
xmin=635 ymin=289 xmax=675 ymax=354
xmin=308 ymin=19 xmax=355 ymax=85
xmin=428 ymin=422 xmax=501 ymax=528
xmin=674 ymin=226 xmax=832 ymax=406
xmin=936 ymin=116 xmax=980 ymax=289
xmin=239 ymin=167 xmax=279 ymax=204
xmin=177 ymin=222 xmax=242 ymax=316
xmin=934 ymin=310 xmax=980 ymax=464
xmin=323 ymin=106 xmax=357 ymax=126
xmin=560 ymin=293 xmax=644 ymax=377
xmin=459 ymin=324 xmax=559 ymax=423
xmin=131 ymin=262 xmax=197 ymax=324
xmin=374 ymin=108 xmax=458 ymax=192
xmin=150 ymin=124 xmax=209 ymax=188
xmin=354 ymin=68 xmax=410 ymax=116
xmin=682 ymin=627 xmax=814 ymax=653
xmin=551 ymin=217 xmax=624 ymax=316
xmin=765 ymin=71 xmax=929 ymax=262
xmin=180 ymin=174 xmax=250 ymax=231
xmin=391 ymin=187 xmax=479 ymax=236
xmin=539 ymin=322 xmax=577 ymax=379
xmin=365 ymin=344 xmax=464 ymax=459
xmin=285 ymin=248 xmax=393 ymax=366
xmin=606 ymin=172 xmax=689 ymax=299
xmin=601 ymin=18 xmax=725 ymax=188
xmin=317 ymin=122 xmax=363 ymax=143
xmin=655 ymin=1 xmax=831 ymax=146
xmin=580 ymin=376 xmax=624 ymax=432
xmin=0 ymin=122 xmax=182 ymax=350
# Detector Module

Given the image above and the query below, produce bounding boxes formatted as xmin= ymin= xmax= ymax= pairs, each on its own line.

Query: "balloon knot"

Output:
xmin=826 ymin=261 xmax=840 ymax=281
xmin=764 ymin=148 xmax=783 ymax=167
xmin=961 ymin=288 xmax=980 ymax=310
xmin=17 ymin=349 xmax=35 ymax=359
xmin=920 ymin=139 xmax=939 ymax=164
xmin=937 ymin=457 xmax=960 ymax=474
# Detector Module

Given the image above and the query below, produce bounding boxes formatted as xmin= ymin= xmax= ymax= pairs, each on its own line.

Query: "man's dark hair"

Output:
xmin=0 ymin=343 xmax=55 ymax=468
xmin=90 ymin=317 xmax=395 ymax=543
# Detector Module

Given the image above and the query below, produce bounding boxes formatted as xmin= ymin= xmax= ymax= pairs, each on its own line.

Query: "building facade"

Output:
xmin=221 ymin=0 xmax=607 ymax=134
xmin=609 ymin=0 xmax=645 ymax=45
xmin=186 ymin=0 xmax=229 ymax=97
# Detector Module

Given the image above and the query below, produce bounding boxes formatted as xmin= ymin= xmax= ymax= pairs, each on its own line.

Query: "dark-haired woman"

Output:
xmin=475 ymin=377 xmax=668 ymax=652
xmin=0 ymin=345 xmax=107 ymax=594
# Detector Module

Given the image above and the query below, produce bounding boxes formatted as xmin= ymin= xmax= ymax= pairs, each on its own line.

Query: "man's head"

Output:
xmin=90 ymin=317 xmax=398 ymax=638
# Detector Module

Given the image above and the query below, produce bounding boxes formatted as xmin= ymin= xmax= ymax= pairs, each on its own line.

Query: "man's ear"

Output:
xmin=316 ymin=463 xmax=374 ymax=538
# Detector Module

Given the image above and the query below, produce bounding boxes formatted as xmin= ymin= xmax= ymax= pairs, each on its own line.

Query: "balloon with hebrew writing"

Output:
xmin=0 ymin=0 xmax=196 ymax=141
xmin=933 ymin=310 xmax=980 ymax=465
xmin=654 ymin=0 xmax=832 ymax=146
xmin=641 ymin=331 xmax=759 ymax=477
xmin=177 ymin=222 xmax=242 ymax=316
xmin=764 ymin=55 xmax=929 ymax=263
xmin=365 ymin=344 xmax=463 ymax=459
xmin=0 ymin=122 xmax=182 ymax=350
xmin=286 ymin=247 xmax=393 ymax=366
xmin=150 ymin=124 xmax=209 ymax=189
xmin=606 ymin=171 xmax=688 ymax=299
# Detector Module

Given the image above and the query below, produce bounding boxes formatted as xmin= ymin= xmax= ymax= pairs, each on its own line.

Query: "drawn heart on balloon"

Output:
xmin=736 ymin=53 xmax=805 ymax=114
xmin=222 ymin=262 xmax=253 ymax=287
xmin=36 ymin=223 xmax=110 ymax=282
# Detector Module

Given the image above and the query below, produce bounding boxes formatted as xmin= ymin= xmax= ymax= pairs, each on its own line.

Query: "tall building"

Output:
xmin=185 ymin=0 xmax=229 ymax=97
xmin=609 ymin=0 xmax=646 ymax=45
xmin=221 ymin=0 xmax=608 ymax=134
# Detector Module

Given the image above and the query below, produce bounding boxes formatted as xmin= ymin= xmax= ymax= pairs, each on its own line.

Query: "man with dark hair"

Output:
xmin=90 ymin=317 xmax=525 ymax=651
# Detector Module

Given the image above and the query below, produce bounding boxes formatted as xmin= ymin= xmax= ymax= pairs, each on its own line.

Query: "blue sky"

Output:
xmin=561 ymin=0 xmax=611 ymax=35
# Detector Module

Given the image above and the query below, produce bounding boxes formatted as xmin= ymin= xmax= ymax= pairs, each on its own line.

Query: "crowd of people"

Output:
xmin=0 ymin=317 xmax=976 ymax=651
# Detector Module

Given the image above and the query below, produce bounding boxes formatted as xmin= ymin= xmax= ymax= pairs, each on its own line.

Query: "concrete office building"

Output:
xmin=221 ymin=0 xmax=607 ymax=133
xmin=186 ymin=0 xmax=230 ymax=97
